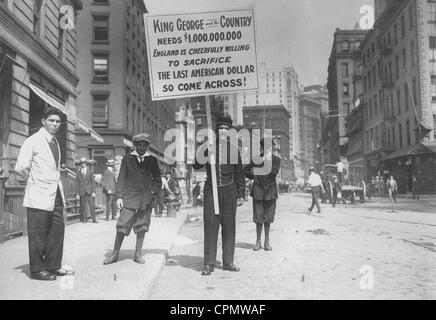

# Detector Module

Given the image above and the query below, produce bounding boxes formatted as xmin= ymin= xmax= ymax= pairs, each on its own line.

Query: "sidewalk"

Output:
xmin=0 ymin=206 xmax=190 ymax=300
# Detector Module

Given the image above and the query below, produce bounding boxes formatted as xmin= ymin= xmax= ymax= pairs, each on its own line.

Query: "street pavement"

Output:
xmin=151 ymin=193 xmax=436 ymax=300
xmin=0 ymin=208 xmax=188 ymax=300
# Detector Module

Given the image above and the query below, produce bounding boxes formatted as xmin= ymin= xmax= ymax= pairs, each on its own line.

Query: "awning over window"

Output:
xmin=382 ymin=142 xmax=436 ymax=161
xmin=29 ymin=83 xmax=104 ymax=144
xmin=75 ymin=118 xmax=104 ymax=144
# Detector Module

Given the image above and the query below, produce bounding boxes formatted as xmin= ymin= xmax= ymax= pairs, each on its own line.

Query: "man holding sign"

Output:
xmin=193 ymin=116 xmax=245 ymax=276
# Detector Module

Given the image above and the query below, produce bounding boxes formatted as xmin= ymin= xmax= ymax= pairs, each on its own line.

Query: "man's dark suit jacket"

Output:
xmin=76 ymin=167 xmax=95 ymax=196
xmin=244 ymin=155 xmax=281 ymax=201
xmin=102 ymin=168 xmax=117 ymax=194
xmin=115 ymin=154 xmax=162 ymax=209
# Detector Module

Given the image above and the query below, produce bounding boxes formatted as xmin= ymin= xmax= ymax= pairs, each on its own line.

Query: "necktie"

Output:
xmin=49 ymin=137 xmax=60 ymax=168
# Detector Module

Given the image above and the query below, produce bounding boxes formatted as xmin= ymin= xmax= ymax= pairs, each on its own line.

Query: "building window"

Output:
xmin=430 ymin=37 xmax=436 ymax=74
xmin=92 ymin=95 xmax=109 ymax=128
xmin=402 ymin=48 xmax=407 ymax=70
xmin=412 ymin=77 xmax=417 ymax=106
xmin=395 ymin=55 xmax=400 ymax=79
xmin=399 ymin=123 xmax=403 ymax=149
xmin=93 ymin=15 xmax=109 ymax=42
xmin=375 ymin=125 xmax=379 ymax=148
xmin=345 ymin=103 xmax=350 ymax=114
xmin=372 ymin=65 xmax=376 ymax=85
xmin=369 ymin=98 xmax=373 ymax=119
xmin=93 ymin=54 xmax=109 ymax=82
xmin=431 ymin=77 xmax=436 ymax=101
xmin=397 ymin=90 xmax=401 ymax=115
xmin=409 ymin=4 xmax=414 ymax=30
xmin=343 ymin=83 xmax=349 ymax=96
xmin=406 ymin=119 xmax=411 ymax=146
xmin=429 ymin=2 xmax=436 ymax=22
xmin=404 ymin=84 xmax=409 ymax=111
xmin=401 ymin=15 xmax=406 ymax=38
xmin=374 ymin=94 xmax=378 ymax=116
xmin=411 ymin=41 xmax=415 ymax=66
xmin=394 ymin=23 xmax=398 ymax=45
xmin=434 ymin=115 xmax=436 ymax=139
xmin=94 ymin=0 xmax=109 ymax=4
xmin=392 ymin=128 xmax=396 ymax=150
xmin=342 ymin=40 xmax=350 ymax=52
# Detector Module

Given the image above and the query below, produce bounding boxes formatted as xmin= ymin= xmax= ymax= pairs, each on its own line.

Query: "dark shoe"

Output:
xmin=92 ymin=220 xmax=99 ymax=223
xmin=223 ymin=263 xmax=240 ymax=272
xmin=201 ymin=265 xmax=213 ymax=276
xmin=103 ymin=250 xmax=120 ymax=265
xmin=50 ymin=268 xmax=73 ymax=276
xmin=133 ymin=250 xmax=145 ymax=264
xmin=253 ymin=241 xmax=262 ymax=251
xmin=31 ymin=271 xmax=56 ymax=281
xmin=264 ymin=242 xmax=272 ymax=251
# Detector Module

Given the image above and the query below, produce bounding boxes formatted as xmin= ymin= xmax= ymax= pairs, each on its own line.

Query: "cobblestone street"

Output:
xmin=151 ymin=193 xmax=436 ymax=300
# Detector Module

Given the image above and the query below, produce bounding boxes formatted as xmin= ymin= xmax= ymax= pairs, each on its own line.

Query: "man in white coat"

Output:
xmin=15 ymin=109 xmax=69 ymax=281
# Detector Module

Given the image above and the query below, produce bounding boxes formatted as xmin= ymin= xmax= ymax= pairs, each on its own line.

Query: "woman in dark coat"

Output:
xmin=244 ymin=139 xmax=281 ymax=251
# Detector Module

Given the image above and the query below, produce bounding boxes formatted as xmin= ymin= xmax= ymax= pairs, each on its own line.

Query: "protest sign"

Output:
xmin=145 ymin=9 xmax=258 ymax=100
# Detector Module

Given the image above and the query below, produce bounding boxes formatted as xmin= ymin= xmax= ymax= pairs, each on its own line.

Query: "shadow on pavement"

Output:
xmin=235 ymin=242 xmax=256 ymax=250
xmin=103 ymin=249 xmax=169 ymax=261
xmin=14 ymin=264 xmax=31 ymax=278
xmin=166 ymin=255 xmax=223 ymax=272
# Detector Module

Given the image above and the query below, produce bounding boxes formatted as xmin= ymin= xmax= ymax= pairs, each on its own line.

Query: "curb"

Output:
xmin=139 ymin=207 xmax=192 ymax=300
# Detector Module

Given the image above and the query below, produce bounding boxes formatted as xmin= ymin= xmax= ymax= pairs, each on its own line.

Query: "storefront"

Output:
xmin=381 ymin=143 xmax=436 ymax=194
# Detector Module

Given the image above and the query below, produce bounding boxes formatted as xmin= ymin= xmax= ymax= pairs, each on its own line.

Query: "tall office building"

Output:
xmin=75 ymin=0 xmax=175 ymax=173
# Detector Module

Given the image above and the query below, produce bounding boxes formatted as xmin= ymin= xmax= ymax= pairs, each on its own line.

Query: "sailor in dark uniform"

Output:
xmin=193 ymin=116 xmax=245 ymax=276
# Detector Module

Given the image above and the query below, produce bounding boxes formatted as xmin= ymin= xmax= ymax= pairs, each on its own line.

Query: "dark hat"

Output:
xmin=132 ymin=133 xmax=151 ymax=143
xmin=216 ymin=116 xmax=233 ymax=129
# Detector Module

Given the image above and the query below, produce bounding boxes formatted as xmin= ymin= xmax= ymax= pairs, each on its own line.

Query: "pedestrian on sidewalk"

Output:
xmin=412 ymin=175 xmax=420 ymax=200
xmin=307 ymin=167 xmax=325 ymax=214
xmin=154 ymin=171 xmax=172 ymax=217
xmin=192 ymin=116 xmax=245 ymax=276
xmin=387 ymin=176 xmax=398 ymax=203
xmin=75 ymin=157 xmax=97 ymax=223
xmin=15 ymin=109 xmax=69 ymax=281
xmin=103 ymin=133 xmax=162 ymax=265
xmin=102 ymin=159 xmax=117 ymax=221
xmin=244 ymin=138 xmax=281 ymax=252
xmin=192 ymin=181 xmax=201 ymax=207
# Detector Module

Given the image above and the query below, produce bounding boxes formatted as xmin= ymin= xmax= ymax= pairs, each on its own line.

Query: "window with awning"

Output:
xmin=29 ymin=83 xmax=104 ymax=144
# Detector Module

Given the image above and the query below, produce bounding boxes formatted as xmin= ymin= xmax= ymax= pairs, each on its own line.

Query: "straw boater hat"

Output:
xmin=132 ymin=133 xmax=151 ymax=144
xmin=106 ymin=159 xmax=116 ymax=166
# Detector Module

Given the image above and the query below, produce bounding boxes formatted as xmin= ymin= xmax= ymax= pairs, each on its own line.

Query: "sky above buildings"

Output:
xmin=144 ymin=0 xmax=374 ymax=87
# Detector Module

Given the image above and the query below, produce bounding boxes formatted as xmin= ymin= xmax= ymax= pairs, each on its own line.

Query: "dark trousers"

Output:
xmin=203 ymin=182 xmax=237 ymax=266
xmin=412 ymin=188 xmax=419 ymax=199
xmin=105 ymin=193 xmax=117 ymax=219
xmin=309 ymin=186 xmax=321 ymax=213
xmin=80 ymin=194 xmax=96 ymax=222
xmin=27 ymin=188 xmax=64 ymax=274
xmin=192 ymin=192 xmax=199 ymax=207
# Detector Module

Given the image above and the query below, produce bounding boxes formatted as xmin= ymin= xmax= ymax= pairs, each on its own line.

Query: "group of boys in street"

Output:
xmin=15 ymin=111 xmax=282 ymax=280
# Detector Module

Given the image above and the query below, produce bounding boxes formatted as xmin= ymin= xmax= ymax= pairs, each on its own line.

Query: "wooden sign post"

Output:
xmin=205 ymin=95 xmax=220 ymax=216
